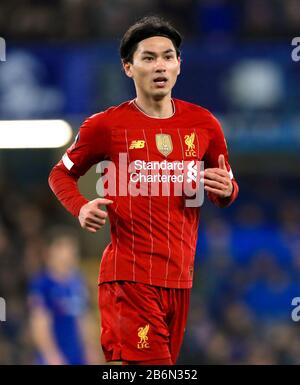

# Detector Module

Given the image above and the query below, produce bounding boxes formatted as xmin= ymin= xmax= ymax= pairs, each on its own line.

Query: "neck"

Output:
xmin=48 ymin=267 xmax=72 ymax=281
xmin=134 ymin=94 xmax=174 ymax=118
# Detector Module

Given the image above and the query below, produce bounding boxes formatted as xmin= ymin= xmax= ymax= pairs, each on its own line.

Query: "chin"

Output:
xmin=152 ymin=90 xmax=169 ymax=99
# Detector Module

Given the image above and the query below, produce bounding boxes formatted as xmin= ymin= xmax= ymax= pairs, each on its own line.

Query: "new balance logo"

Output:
xmin=129 ymin=140 xmax=145 ymax=149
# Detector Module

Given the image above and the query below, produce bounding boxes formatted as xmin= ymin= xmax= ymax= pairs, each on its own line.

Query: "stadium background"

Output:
xmin=0 ymin=0 xmax=300 ymax=364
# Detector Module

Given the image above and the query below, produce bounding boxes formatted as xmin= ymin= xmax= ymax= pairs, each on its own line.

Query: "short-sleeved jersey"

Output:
xmin=49 ymin=99 xmax=238 ymax=289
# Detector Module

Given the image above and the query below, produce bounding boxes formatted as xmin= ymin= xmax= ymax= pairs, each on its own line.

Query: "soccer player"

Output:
xmin=49 ymin=16 xmax=239 ymax=365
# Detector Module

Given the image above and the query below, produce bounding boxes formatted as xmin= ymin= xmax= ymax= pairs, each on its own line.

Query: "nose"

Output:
xmin=154 ymin=57 xmax=166 ymax=72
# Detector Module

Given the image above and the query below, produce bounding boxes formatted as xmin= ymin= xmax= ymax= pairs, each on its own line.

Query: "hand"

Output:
xmin=45 ymin=351 xmax=66 ymax=365
xmin=78 ymin=198 xmax=113 ymax=233
xmin=200 ymin=154 xmax=233 ymax=198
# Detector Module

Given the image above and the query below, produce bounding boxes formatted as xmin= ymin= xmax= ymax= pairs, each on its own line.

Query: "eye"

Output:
xmin=143 ymin=57 xmax=153 ymax=61
xmin=165 ymin=55 xmax=174 ymax=60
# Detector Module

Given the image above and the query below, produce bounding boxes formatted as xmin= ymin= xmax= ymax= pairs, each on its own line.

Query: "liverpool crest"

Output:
xmin=184 ymin=133 xmax=196 ymax=157
xmin=137 ymin=324 xmax=150 ymax=349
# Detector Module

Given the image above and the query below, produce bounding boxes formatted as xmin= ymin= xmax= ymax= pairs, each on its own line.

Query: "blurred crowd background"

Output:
xmin=0 ymin=0 xmax=300 ymax=41
xmin=0 ymin=0 xmax=300 ymax=365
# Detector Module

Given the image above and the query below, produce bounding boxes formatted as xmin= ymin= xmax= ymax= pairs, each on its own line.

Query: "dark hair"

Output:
xmin=120 ymin=16 xmax=182 ymax=63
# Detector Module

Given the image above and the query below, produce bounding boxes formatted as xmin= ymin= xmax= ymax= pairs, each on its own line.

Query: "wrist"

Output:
xmin=74 ymin=197 xmax=89 ymax=217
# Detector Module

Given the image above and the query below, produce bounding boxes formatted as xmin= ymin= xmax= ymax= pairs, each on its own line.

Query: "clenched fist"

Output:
xmin=200 ymin=154 xmax=233 ymax=198
xmin=78 ymin=198 xmax=113 ymax=233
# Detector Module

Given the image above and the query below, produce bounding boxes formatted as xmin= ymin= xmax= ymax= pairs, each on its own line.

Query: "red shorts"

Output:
xmin=98 ymin=281 xmax=191 ymax=364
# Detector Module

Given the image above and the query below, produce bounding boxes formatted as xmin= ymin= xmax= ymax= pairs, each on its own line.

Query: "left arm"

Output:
xmin=202 ymin=115 xmax=239 ymax=208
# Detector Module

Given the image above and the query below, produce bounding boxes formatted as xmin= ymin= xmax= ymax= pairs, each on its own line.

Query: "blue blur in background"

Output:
xmin=0 ymin=0 xmax=300 ymax=365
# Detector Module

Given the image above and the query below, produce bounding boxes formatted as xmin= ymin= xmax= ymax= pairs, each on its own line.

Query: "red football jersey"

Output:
xmin=49 ymin=98 xmax=239 ymax=288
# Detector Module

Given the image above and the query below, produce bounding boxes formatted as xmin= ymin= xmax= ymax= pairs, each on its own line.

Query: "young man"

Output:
xmin=49 ymin=16 xmax=239 ymax=365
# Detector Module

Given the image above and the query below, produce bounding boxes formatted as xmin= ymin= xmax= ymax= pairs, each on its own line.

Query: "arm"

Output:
xmin=77 ymin=313 xmax=106 ymax=365
xmin=48 ymin=164 xmax=88 ymax=217
xmin=48 ymin=114 xmax=113 ymax=231
xmin=202 ymin=115 xmax=239 ymax=208
xmin=29 ymin=305 xmax=66 ymax=365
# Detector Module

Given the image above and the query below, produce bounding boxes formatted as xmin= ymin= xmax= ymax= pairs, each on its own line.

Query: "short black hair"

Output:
xmin=120 ymin=16 xmax=182 ymax=64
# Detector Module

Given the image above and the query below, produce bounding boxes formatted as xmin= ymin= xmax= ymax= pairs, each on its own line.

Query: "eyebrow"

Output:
xmin=141 ymin=49 xmax=175 ymax=56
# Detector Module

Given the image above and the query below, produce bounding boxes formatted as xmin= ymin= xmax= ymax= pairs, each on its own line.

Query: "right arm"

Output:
xmin=48 ymin=114 xmax=112 ymax=231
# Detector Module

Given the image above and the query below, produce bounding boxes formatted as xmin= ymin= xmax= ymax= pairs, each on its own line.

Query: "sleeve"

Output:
xmin=48 ymin=113 xmax=110 ymax=216
xmin=28 ymin=276 xmax=48 ymax=310
xmin=203 ymin=114 xmax=239 ymax=208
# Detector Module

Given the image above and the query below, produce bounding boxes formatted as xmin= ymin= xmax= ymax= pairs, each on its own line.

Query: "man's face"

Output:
xmin=47 ymin=237 xmax=79 ymax=276
xmin=123 ymin=36 xmax=181 ymax=100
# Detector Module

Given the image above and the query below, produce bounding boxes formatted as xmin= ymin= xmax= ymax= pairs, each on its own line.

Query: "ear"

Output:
xmin=177 ymin=56 xmax=181 ymax=76
xmin=122 ymin=60 xmax=133 ymax=78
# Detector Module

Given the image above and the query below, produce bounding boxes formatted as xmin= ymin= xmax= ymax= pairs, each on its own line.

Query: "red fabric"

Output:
xmin=49 ymin=99 xmax=239 ymax=288
xmin=207 ymin=179 xmax=239 ymax=208
xmin=99 ymin=281 xmax=190 ymax=363
xmin=48 ymin=163 xmax=88 ymax=217
xmin=122 ymin=357 xmax=173 ymax=365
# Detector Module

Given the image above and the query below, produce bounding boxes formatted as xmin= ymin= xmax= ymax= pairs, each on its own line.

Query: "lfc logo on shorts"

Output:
xmin=137 ymin=324 xmax=150 ymax=349
xmin=156 ymin=134 xmax=173 ymax=156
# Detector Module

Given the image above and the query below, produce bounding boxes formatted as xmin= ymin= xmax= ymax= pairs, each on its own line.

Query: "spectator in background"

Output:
xmin=195 ymin=0 xmax=240 ymax=42
xmin=241 ymin=0 xmax=278 ymax=40
xmin=0 ymin=0 xmax=297 ymax=42
xmin=282 ymin=0 xmax=300 ymax=37
xmin=157 ymin=0 xmax=198 ymax=38
xmin=27 ymin=227 xmax=93 ymax=365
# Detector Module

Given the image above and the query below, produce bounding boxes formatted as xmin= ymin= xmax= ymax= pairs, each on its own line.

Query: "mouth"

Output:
xmin=153 ymin=76 xmax=168 ymax=88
